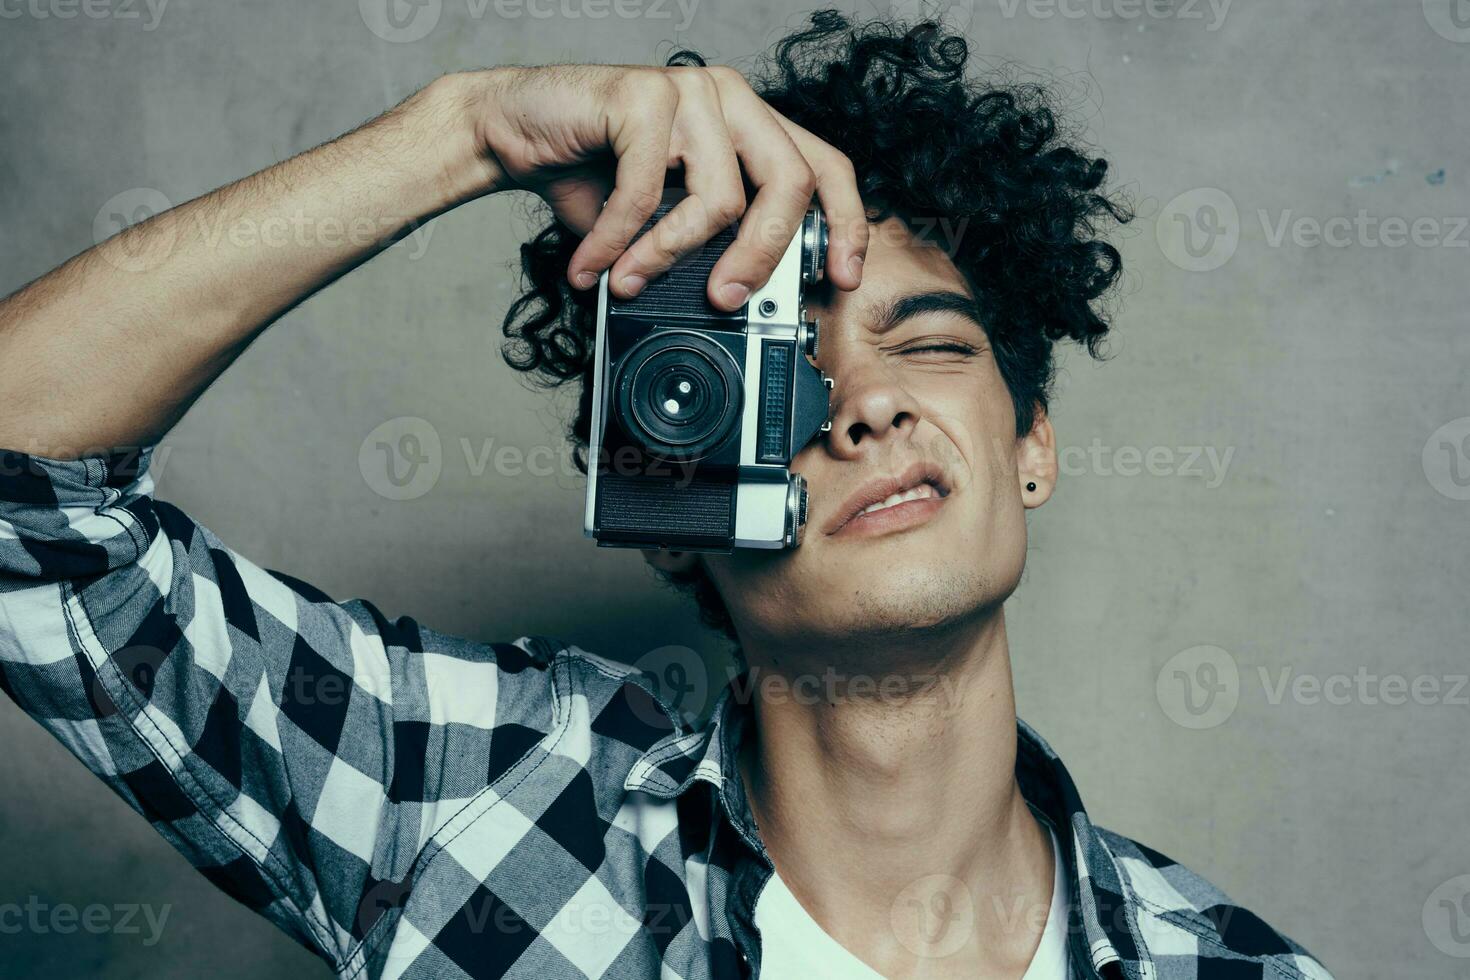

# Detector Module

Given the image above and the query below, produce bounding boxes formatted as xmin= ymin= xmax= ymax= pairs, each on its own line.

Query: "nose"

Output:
xmin=823 ymin=360 xmax=923 ymax=459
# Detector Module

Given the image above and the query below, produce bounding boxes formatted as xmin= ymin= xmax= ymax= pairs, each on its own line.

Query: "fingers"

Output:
xmin=545 ymin=177 xmax=613 ymax=238
xmin=700 ymin=81 xmax=813 ymax=310
xmin=562 ymin=66 xmax=867 ymax=309
xmin=768 ymin=114 xmax=870 ymax=292
xmin=607 ymin=70 xmax=746 ymax=300
xmin=706 ymin=69 xmax=866 ymax=308
xmin=566 ymin=72 xmax=676 ymax=290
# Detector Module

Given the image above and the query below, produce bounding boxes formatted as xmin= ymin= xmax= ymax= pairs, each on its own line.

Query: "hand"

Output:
xmin=453 ymin=64 xmax=868 ymax=311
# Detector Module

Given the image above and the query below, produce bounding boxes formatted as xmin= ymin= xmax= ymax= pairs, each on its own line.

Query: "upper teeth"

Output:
xmin=861 ymin=484 xmax=936 ymax=515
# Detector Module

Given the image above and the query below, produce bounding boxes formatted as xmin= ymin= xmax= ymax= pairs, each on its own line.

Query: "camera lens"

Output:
xmin=649 ymin=370 xmax=705 ymax=425
xmin=614 ymin=331 xmax=743 ymax=460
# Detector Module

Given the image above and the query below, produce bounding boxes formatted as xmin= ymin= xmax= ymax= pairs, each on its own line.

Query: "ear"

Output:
xmin=1017 ymin=405 xmax=1058 ymax=510
xmin=642 ymin=548 xmax=700 ymax=575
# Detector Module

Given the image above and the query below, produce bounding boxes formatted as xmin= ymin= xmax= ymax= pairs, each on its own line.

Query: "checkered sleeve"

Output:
xmin=0 ymin=447 xmax=549 ymax=972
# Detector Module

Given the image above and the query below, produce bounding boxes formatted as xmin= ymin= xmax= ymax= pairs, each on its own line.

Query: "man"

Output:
xmin=0 ymin=11 xmax=1332 ymax=980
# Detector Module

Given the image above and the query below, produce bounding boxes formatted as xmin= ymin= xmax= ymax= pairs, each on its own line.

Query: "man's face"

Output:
xmin=651 ymin=217 xmax=1056 ymax=653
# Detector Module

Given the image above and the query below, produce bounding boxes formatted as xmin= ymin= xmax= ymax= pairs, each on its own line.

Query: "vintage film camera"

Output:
xmin=584 ymin=192 xmax=833 ymax=552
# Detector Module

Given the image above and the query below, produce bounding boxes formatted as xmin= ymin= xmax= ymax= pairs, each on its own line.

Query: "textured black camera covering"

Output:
xmin=606 ymin=202 xmax=744 ymax=322
xmin=595 ymin=471 xmax=736 ymax=549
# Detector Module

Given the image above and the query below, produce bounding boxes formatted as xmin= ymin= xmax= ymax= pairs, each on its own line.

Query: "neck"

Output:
xmin=736 ymin=608 xmax=1056 ymax=978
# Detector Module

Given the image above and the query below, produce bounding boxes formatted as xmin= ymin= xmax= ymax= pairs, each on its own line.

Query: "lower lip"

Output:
xmin=830 ymin=494 xmax=948 ymax=539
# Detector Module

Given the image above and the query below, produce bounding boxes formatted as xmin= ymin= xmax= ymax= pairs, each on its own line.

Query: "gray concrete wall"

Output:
xmin=1 ymin=1 xmax=1466 ymax=977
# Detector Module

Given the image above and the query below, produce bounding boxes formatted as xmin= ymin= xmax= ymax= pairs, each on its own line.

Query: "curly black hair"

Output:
xmin=501 ymin=10 xmax=1132 ymax=642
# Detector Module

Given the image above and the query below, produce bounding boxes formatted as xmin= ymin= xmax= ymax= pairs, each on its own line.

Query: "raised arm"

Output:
xmin=0 ymin=66 xmax=868 ymax=457
xmin=0 ymin=75 xmax=483 ymax=455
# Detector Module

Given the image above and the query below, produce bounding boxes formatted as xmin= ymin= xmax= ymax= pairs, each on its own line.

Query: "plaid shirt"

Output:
xmin=0 ymin=447 xmax=1334 ymax=980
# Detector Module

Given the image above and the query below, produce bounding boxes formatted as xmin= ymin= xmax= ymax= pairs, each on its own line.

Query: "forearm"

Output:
xmin=0 ymin=72 xmax=497 ymax=456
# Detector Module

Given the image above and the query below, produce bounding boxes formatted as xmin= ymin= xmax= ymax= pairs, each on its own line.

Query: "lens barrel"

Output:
xmin=613 ymin=330 xmax=743 ymax=461
xmin=785 ymin=473 xmax=808 ymax=547
xmin=801 ymin=208 xmax=827 ymax=284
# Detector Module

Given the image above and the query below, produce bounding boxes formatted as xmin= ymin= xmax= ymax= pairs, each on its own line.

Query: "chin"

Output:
xmin=712 ymin=527 xmax=1027 ymax=654
xmin=781 ymin=563 xmax=1003 ymax=648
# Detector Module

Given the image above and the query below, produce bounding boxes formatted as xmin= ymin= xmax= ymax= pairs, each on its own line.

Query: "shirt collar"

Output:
xmin=625 ymin=672 xmax=1150 ymax=980
xmin=624 ymin=677 xmax=765 ymax=850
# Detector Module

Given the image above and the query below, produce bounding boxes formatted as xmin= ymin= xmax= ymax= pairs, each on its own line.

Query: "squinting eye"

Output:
xmin=901 ymin=343 xmax=978 ymax=357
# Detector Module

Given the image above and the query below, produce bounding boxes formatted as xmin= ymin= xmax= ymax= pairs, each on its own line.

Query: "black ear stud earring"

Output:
xmin=1026 ymin=482 xmax=1037 ymax=492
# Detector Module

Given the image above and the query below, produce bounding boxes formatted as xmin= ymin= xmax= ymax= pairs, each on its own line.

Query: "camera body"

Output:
xmin=583 ymin=192 xmax=833 ymax=552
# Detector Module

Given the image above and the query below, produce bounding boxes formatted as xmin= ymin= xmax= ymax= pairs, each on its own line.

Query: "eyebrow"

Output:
xmin=872 ymin=289 xmax=988 ymax=338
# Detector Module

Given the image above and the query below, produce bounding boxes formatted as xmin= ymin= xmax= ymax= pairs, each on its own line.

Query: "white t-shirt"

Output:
xmin=753 ymin=829 xmax=1072 ymax=979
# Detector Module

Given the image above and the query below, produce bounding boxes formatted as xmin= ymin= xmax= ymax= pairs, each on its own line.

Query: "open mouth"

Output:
xmin=823 ymin=462 xmax=953 ymax=536
xmin=858 ymin=481 xmax=944 ymax=516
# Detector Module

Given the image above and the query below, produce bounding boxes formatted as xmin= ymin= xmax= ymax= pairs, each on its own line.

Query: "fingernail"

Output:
xmin=720 ymin=282 xmax=751 ymax=307
xmin=620 ymin=274 xmax=646 ymax=295
xmin=574 ymin=270 xmax=596 ymax=289
xmin=847 ymin=253 xmax=864 ymax=281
